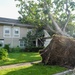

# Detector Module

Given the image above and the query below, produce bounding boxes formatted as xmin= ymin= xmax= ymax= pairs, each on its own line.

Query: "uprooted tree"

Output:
xmin=40 ymin=35 xmax=75 ymax=68
xmin=15 ymin=0 xmax=75 ymax=68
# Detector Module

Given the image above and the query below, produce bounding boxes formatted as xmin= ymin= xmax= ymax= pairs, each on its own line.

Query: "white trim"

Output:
xmin=13 ymin=27 xmax=20 ymax=38
xmin=19 ymin=40 xmax=25 ymax=48
xmin=36 ymin=39 xmax=38 ymax=47
xmin=3 ymin=26 xmax=11 ymax=38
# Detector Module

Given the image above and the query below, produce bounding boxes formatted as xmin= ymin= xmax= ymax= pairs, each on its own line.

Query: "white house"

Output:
xmin=0 ymin=17 xmax=33 ymax=48
xmin=0 ymin=17 xmax=51 ymax=48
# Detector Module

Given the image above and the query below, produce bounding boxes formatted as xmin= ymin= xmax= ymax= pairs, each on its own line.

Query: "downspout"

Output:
xmin=36 ymin=39 xmax=38 ymax=47
xmin=11 ymin=23 xmax=14 ymax=48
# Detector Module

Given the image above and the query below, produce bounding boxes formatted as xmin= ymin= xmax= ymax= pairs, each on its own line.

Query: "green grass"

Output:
xmin=0 ymin=52 xmax=41 ymax=66
xmin=0 ymin=63 xmax=67 ymax=75
xmin=0 ymin=52 xmax=67 ymax=75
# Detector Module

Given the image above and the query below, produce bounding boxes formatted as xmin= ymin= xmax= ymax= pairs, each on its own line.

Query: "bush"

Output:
xmin=0 ymin=48 xmax=8 ymax=60
xmin=10 ymin=46 xmax=21 ymax=53
xmin=4 ymin=44 xmax=10 ymax=52
xmin=25 ymin=47 xmax=44 ymax=52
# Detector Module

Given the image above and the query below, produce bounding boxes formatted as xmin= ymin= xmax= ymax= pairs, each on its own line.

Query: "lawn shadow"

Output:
xmin=5 ymin=63 xmax=66 ymax=75
xmin=0 ymin=52 xmax=41 ymax=66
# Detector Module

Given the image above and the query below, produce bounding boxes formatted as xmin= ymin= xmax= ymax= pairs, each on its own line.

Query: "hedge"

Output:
xmin=25 ymin=47 xmax=44 ymax=52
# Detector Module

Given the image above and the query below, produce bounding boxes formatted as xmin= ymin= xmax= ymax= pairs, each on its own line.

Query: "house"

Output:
xmin=0 ymin=17 xmax=34 ymax=48
xmin=0 ymin=17 xmax=51 ymax=48
xmin=43 ymin=30 xmax=52 ymax=47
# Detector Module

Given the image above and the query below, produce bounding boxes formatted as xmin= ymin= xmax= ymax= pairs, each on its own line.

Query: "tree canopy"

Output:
xmin=15 ymin=0 xmax=75 ymax=36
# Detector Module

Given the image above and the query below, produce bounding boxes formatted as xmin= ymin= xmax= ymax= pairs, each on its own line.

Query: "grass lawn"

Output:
xmin=0 ymin=63 xmax=67 ymax=75
xmin=0 ymin=52 xmax=67 ymax=75
xmin=0 ymin=52 xmax=41 ymax=66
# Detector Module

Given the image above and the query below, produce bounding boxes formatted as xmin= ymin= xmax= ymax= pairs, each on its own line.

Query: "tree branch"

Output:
xmin=43 ymin=0 xmax=70 ymax=37
xmin=48 ymin=13 xmax=62 ymax=32
xmin=44 ymin=24 xmax=58 ymax=34
xmin=63 ymin=0 xmax=71 ymax=32
xmin=43 ymin=0 xmax=64 ymax=35
xmin=63 ymin=12 xmax=70 ymax=32
xmin=43 ymin=15 xmax=58 ymax=34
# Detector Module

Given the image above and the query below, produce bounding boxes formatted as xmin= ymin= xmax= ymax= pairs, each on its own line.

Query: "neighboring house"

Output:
xmin=35 ymin=30 xmax=51 ymax=47
xmin=0 ymin=17 xmax=33 ymax=48
xmin=43 ymin=30 xmax=52 ymax=47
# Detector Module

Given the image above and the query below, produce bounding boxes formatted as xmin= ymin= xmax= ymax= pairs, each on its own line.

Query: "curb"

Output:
xmin=53 ymin=69 xmax=75 ymax=75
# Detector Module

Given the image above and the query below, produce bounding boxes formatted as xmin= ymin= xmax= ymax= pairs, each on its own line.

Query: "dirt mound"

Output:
xmin=39 ymin=35 xmax=75 ymax=68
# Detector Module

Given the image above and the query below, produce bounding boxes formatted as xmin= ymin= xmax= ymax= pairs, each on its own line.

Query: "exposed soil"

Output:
xmin=39 ymin=35 xmax=75 ymax=68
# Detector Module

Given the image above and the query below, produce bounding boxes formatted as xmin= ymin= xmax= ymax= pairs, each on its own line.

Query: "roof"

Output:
xmin=0 ymin=17 xmax=34 ymax=28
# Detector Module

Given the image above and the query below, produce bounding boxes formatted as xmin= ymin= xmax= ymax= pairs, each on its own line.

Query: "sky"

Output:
xmin=0 ymin=0 xmax=75 ymax=19
xmin=0 ymin=0 xmax=19 ymax=19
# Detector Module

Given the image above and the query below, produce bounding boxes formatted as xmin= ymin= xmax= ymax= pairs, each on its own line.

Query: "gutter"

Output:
xmin=0 ymin=21 xmax=35 ymax=28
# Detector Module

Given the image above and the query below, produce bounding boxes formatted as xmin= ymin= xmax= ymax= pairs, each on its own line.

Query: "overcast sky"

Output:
xmin=0 ymin=0 xmax=75 ymax=19
xmin=0 ymin=0 xmax=19 ymax=19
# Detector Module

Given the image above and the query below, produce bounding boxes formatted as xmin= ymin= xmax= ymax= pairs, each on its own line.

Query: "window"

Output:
xmin=19 ymin=40 xmax=25 ymax=48
xmin=5 ymin=30 xmax=9 ymax=33
xmin=3 ymin=26 xmax=11 ymax=37
xmin=0 ymin=40 xmax=4 ymax=47
xmin=15 ymin=29 xmax=19 ymax=34
xmin=13 ymin=27 xmax=20 ymax=38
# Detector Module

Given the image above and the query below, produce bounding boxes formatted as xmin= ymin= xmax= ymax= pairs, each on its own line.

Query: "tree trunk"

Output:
xmin=39 ymin=35 xmax=75 ymax=68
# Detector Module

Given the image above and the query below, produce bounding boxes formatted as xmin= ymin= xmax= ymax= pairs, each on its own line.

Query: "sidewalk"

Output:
xmin=0 ymin=61 xmax=41 ymax=70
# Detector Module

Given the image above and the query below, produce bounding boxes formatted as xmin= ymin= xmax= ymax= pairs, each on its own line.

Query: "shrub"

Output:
xmin=10 ymin=46 xmax=21 ymax=53
xmin=4 ymin=44 xmax=10 ymax=52
xmin=25 ymin=47 xmax=44 ymax=52
xmin=0 ymin=48 xmax=8 ymax=60
xmin=0 ymin=43 xmax=2 ymax=47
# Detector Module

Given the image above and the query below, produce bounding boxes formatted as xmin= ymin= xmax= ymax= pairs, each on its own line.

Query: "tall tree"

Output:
xmin=15 ymin=0 xmax=75 ymax=36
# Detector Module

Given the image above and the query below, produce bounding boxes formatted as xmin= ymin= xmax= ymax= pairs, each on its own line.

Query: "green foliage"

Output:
xmin=0 ymin=48 xmax=8 ymax=60
xmin=66 ymin=23 xmax=75 ymax=36
xmin=0 ymin=43 xmax=2 ymax=47
xmin=16 ymin=0 xmax=45 ymax=27
xmin=0 ymin=63 xmax=66 ymax=75
xmin=23 ymin=31 xmax=35 ymax=47
xmin=25 ymin=47 xmax=44 ymax=52
xmin=34 ymin=27 xmax=44 ymax=38
xmin=4 ymin=44 xmax=10 ymax=52
xmin=0 ymin=52 xmax=41 ymax=66
xmin=10 ymin=46 xmax=21 ymax=53
xmin=23 ymin=29 xmax=44 ymax=48
xmin=15 ymin=0 xmax=75 ymax=36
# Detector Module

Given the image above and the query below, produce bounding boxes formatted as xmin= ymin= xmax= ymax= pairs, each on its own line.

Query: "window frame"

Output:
xmin=3 ymin=26 xmax=11 ymax=38
xmin=19 ymin=40 xmax=25 ymax=48
xmin=13 ymin=27 xmax=20 ymax=38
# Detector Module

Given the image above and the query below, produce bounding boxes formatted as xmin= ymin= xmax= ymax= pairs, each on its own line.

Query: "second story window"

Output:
xmin=13 ymin=27 xmax=20 ymax=38
xmin=3 ymin=26 xmax=11 ymax=37
xmin=15 ymin=29 xmax=19 ymax=34
xmin=5 ymin=29 xmax=9 ymax=34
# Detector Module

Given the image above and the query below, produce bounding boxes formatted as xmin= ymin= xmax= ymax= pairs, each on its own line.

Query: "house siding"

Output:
xmin=20 ymin=27 xmax=31 ymax=39
xmin=0 ymin=24 xmax=32 ymax=48
xmin=0 ymin=25 xmax=3 ymax=39
xmin=0 ymin=17 xmax=34 ymax=48
xmin=4 ymin=38 xmax=19 ymax=47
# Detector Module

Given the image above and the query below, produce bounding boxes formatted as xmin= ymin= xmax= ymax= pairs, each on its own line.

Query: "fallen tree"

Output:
xmin=16 ymin=0 xmax=75 ymax=68
xmin=39 ymin=35 xmax=75 ymax=68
